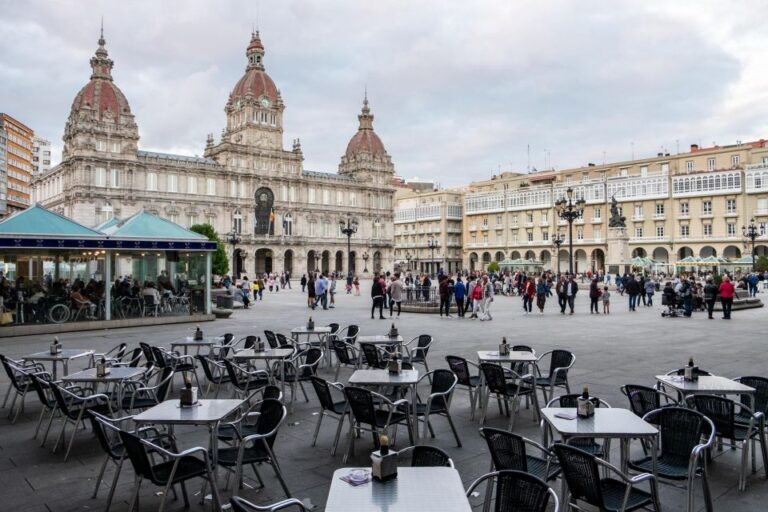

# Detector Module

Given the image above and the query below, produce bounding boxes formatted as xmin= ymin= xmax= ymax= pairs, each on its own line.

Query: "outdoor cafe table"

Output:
xmin=348 ymin=369 xmax=421 ymax=440
xmin=291 ymin=326 xmax=333 ymax=365
xmin=540 ymin=407 xmax=659 ymax=509
xmin=232 ymin=348 xmax=294 ymax=401
xmin=23 ymin=349 xmax=94 ymax=379
xmin=325 ymin=467 xmax=471 ymax=512
xmin=170 ymin=338 xmax=220 ymax=356
xmin=476 ymin=350 xmax=539 ymax=402
xmin=62 ymin=367 xmax=147 ymax=406
xmin=655 ymin=374 xmax=756 ymax=410
xmin=133 ymin=399 xmax=244 ymax=470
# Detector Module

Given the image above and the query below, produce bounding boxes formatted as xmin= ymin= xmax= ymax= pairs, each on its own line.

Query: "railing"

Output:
xmin=402 ymin=286 xmax=438 ymax=307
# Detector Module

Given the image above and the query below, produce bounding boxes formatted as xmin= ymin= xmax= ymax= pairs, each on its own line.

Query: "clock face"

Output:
xmin=261 ymin=97 xmax=271 ymax=108
xmin=260 ymin=193 xmax=268 ymax=202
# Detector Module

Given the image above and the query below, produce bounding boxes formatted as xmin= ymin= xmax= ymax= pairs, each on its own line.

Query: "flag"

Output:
xmin=269 ymin=209 xmax=275 ymax=224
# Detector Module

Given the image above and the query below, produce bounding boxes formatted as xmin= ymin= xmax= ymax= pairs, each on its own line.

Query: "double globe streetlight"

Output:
xmin=743 ymin=218 xmax=759 ymax=270
xmin=555 ymin=187 xmax=585 ymax=275
xmin=339 ymin=216 xmax=358 ymax=275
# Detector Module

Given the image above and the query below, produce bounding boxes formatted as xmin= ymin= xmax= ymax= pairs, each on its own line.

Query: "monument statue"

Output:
xmin=608 ymin=196 xmax=626 ymax=228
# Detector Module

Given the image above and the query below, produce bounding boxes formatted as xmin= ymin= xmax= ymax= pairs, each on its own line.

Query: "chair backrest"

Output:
xmin=645 ymin=407 xmax=711 ymax=470
xmin=49 ymin=382 xmax=75 ymax=417
xmin=551 ymin=394 xmax=605 ymax=409
xmin=480 ymin=427 xmax=529 ymax=472
xmin=687 ymin=394 xmax=737 ymax=439
xmin=546 ymin=350 xmax=575 ymax=384
xmin=144 ymin=294 xmax=157 ymax=307
xmin=150 ymin=346 xmax=169 ymax=369
xmin=127 ymin=347 xmax=143 ymax=367
xmin=301 ymin=348 xmax=323 ymax=377
xmin=511 ymin=345 xmax=533 ymax=374
xmin=480 ymin=363 xmax=509 ymax=395
xmin=30 ymin=372 xmax=54 ymax=409
xmin=445 ymin=355 xmax=473 ymax=387
xmin=333 ymin=340 xmax=354 ymax=365
xmin=244 ymin=335 xmax=258 ymax=350
xmin=736 ymin=376 xmax=768 ymax=415
xmin=155 ymin=366 xmax=175 ymax=403
xmin=254 ymin=398 xmax=286 ymax=448
xmin=221 ymin=333 xmax=234 ymax=344
xmin=429 ymin=369 xmax=456 ymax=408
xmin=230 ymin=496 xmax=308 ymax=512
xmin=328 ymin=323 xmax=340 ymax=339
xmin=262 ymin=385 xmax=283 ymax=401
xmin=491 ymin=470 xmax=553 ymax=512
xmin=360 ymin=343 xmax=382 ymax=369
xmin=345 ymin=325 xmax=359 ymax=342
xmin=553 ymin=443 xmax=605 ymax=509
xmin=622 ymin=384 xmax=661 ymax=417
xmin=276 ymin=333 xmax=290 ymax=347
xmin=264 ymin=330 xmax=278 ymax=349
xmin=409 ymin=445 xmax=452 ymax=467
xmin=311 ymin=377 xmax=338 ymax=412
xmin=414 ymin=334 xmax=432 ymax=359
xmin=113 ymin=343 xmax=128 ymax=361
xmin=0 ymin=355 xmax=25 ymax=392
xmin=223 ymin=359 xmax=243 ymax=386
xmin=89 ymin=412 xmax=122 ymax=460
xmin=196 ymin=354 xmax=216 ymax=381
xmin=344 ymin=386 xmax=378 ymax=427
xmin=139 ymin=342 xmax=156 ymax=366
xmin=118 ymin=429 xmax=156 ymax=480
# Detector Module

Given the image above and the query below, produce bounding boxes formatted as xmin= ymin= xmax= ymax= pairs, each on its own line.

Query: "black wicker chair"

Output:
xmin=621 ymin=384 xmax=678 ymax=418
xmin=222 ymin=359 xmax=270 ymax=399
xmin=735 ymin=375 xmax=768 ymax=473
xmin=310 ymin=377 xmax=349 ymax=455
xmin=119 ymin=428 xmax=221 ymax=511
xmin=397 ymin=445 xmax=454 ymax=467
xmin=0 ymin=354 xmax=44 ymax=422
xmin=629 ymin=407 xmax=715 ymax=512
xmin=215 ymin=398 xmax=291 ymax=498
xmin=554 ymin=443 xmax=660 ymax=512
xmin=686 ymin=394 xmax=767 ymax=492
xmin=49 ymin=381 xmax=112 ymax=461
xmin=402 ymin=334 xmax=433 ymax=376
xmin=121 ymin=366 xmax=175 ymax=412
xmin=342 ymin=386 xmax=413 ymax=463
xmin=151 ymin=345 xmax=200 ymax=390
xmin=479 ymin=363 xmax=539 ymax=430
xmin=274 ymin=348 xmax=323 ymax=406
xmin=196 ymin=354 xmax=232 ymax=398
xmin=340 ymin=324 xmax=360 ymax=345
xmin=445 ymin=355 xmax=482 ymax=420
xmin=332 ymin=340 xmax=360 ymax=380
xmin=360 ymin=343 xmax=388 ymax=369
xmin=29 ymin=372 xmax=59 ymax=444
xmin=230 ymin=496 xmax=308 ymax=511
xmin=480 ymin=427 xmax=560 ymax=482
xmin=264 ymin=330 xmax=279 ymax=349
xmin=533 ymin=349 xmax=575 ymax=403
xmin=465 ymin=470 xmax=558 ymax=512
xmin=399 ymin=369 xmax=461 ymax=446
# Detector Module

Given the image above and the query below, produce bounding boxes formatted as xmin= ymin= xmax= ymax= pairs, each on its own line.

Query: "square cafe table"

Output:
xmin=232 ymin=348 xmax=294 ymax=400
xmin=23 ymin=349 xmax=94 ymax=379
xmin=349 ymin=369 xmax=421 ymax=440
xmin=62 ymin=367 xmax=147 ymax=405
xmin=326 ymin=467 xmax=471 ymax=512
xmin=477 ymin=350 xmax=539 ymax=401
xmin=655 ymin=374 xmax=756 ymax=410
xmin=292 ymin=325 xmax=334 ymax=365
xmin=540 ymin=407 xmax=659 ymax=507
xmin=170 ymin=338 xmax=220 ymax=355
xmin=133 ymin=399 xmax=243 ymax=468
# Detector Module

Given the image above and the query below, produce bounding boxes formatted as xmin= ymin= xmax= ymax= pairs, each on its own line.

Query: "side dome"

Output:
xmin=228 ymin=32 xmax=280 ymax=105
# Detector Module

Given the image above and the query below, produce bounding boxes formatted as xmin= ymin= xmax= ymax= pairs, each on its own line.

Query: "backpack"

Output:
xmin=472 ymin=283 xmax=483 ymax=300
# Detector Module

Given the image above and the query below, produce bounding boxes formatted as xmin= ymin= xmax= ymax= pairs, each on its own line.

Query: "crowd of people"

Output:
xmin=219 ymin=271 xmax=292 ymax=309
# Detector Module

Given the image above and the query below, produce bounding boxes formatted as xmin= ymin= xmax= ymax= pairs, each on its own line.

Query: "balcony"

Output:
xmin=468 ymin=226 xmax=477 ymax=232
xmin=653 ymin=213 xmax=666 ymax=220
xmin=631 ymin=215 xmax=644 ymax=221
xmin=495 ymin=224 xmax=504 ymax=230
xmin=754 ymin=209 xmax=768 ymax=217
xmin=724 ymin=211 xmax=738 ymax=217
xmin=678 ymin=212 xmax=690 ymax=219
xmin=480 ymin=225 xmax=489 ymax=231
xmin=700 ymin=211 xmax=713 ymax=218
xmin=540 ymin=220 xmax=549 ymax=227
xmin=574 ymin=218 xmax=585 ymax=225
xmin=524 ymin=222 xmax=534 ymax=228
xmin=591 ymin=217 xmax=602 ymax=223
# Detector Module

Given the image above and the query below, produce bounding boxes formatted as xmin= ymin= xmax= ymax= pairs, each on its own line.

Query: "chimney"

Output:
xmin=690 ymin=143 xmax=699 ymax=152
xmin=657 ymin=152 xmax=663 ymax=157
xmin=587 ymin=163 xmax=595 ymax=167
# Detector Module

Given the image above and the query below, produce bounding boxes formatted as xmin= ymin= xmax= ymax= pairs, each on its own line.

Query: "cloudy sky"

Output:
xmin=1 ymin=1 xmax=767 ymax=186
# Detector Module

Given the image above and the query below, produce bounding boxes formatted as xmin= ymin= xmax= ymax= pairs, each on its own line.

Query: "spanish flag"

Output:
xmin=269 ymin=208 xmax=275 ymax=235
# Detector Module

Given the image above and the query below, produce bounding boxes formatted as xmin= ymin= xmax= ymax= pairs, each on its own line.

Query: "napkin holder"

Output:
xmin=95 ymin=361 xmax=111 ymax=377
xmin=193 ymin=328 xmax=203 ymax=341
xmin=388 ymin=325 xmax=399 ymax=339
xmin=683 ymin=366 xmax=699 ymax=382
xmin=576 ymin=396 xmax=595 ymax=418
xmin=498 ymin=343 xmax=509 ymax=355
xmin=256 ymin=339 xmax=265 ymax=352
xmin=371 ymin=449 xmax=398 ymax=481
xmin=307 ymin=318 xmax=314 ymax=330
xmin=387 ymin=358 xmax=401 ymax=375
xmin=50 ymin=341 xmax=62 ymax=355
xmin=180 ymin=387 xmax=198 ymax=407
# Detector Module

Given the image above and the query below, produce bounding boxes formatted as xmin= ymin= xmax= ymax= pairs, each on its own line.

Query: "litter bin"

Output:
xmin=191 ymin=289 xmax=205 ymax=313
xmin=216 ymin=294 xmax=234 ymax=309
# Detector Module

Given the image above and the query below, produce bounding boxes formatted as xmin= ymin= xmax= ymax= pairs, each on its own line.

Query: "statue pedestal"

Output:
xmin=606 ymin=227 xmax=630 ymax=275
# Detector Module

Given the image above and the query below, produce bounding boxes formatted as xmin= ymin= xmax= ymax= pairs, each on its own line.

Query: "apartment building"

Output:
xmin=394 ymin=188 xmax=464 ymax=274
xmin=32 ymin=135 xmax=52 ymax=176
xmin=0 ymin=114 xmax=34 ymax=215
xmin=463 ymin=140 xmax=768 ymax=273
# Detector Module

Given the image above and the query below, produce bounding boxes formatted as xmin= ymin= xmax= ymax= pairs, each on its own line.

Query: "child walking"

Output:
xmin=601 ymin=286 xmax=611 ymax=314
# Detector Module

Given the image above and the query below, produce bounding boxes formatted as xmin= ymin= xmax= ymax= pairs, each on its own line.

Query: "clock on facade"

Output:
xmin=261 ymin=97 xmax=271 ymax=108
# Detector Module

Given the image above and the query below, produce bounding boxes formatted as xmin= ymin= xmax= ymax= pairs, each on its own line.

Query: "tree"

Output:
xmin=190 ymin=224 xmax=229 ymax=276
xmin=755 ymin=255 xmax=768 ymax=273
xmin=487 ymin=261 xmax=500 ymax=273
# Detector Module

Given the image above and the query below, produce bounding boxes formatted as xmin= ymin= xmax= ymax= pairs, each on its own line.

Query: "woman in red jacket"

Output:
xmin=718 ymin=275 xmax=735 ymax=320
xmin=522 ymin=277 xmax=535 ymax=315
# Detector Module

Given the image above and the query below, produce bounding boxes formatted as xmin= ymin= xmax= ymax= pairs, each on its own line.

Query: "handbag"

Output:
xmin=0 ymin=311 xmax=13 ymax=326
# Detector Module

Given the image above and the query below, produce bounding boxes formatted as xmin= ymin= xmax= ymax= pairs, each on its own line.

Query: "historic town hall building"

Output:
xmin=34 ymin=31 xmax=396 ymax=277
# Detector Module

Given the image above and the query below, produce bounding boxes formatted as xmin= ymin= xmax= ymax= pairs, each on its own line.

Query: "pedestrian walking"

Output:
xmin=626 ymin=276 xmax=640 ymax=311
xmin=704 ymin=277 xmax=718 ymax=319
xmin=589 ymin=278 xmax=600 ymax=314
xmin=535 ymin=276 xmax=548 ymax=314
xmin=565 ymin=275 xmax=578 ymax=315
xmin=439 ymin=275 xmax=452 ymax=317
xmin=556 ymin=275 xmax=567 ymax=314
xmin=454 ymin=276 xmax=466 ymax=317
xmin=353 ymin=276 xmax=360 ymax=296
xmin=329 ymin=276 xmax=337 ymax=308
xmin=388 ymin=274 xmax=403 ymax=317
xmin=522 ymin=277 xmax=534 ymax=314
xmin=346 ymin=273 xmax=353 ymax=294
xmin=480 ymin=275 xmax=494 ymax=321
xmin=300 ymin=274 xmax=307 ymax=293
xmin=371 ymin=273 xmax=385 ymax=319
xmin=307 ymin=275 xmax=316 ymax=308
xmin=601 ymin=286 xmax=611 ymax=314
xmin=469 ymin=276 xmax=483 ymax=319
xmin=644 ymin=278 xmax=656 ymax=306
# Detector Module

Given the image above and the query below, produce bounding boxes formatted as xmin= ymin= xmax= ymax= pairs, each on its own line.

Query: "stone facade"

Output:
xmin=34 ymin=31 xmax=395 ymax=278
xmin=463 ymin=141 xmax=768 ymax=273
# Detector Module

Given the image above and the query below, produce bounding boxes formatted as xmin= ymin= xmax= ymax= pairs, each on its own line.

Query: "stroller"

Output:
xmin=661 ymin=289 xmax=685 ymax=317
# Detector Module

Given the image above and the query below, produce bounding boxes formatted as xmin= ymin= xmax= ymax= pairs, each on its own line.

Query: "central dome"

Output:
xmin=344 ymin=94 xmax=387 ymax=160
xmin=228 ymin=32 xmax=279 ymax=105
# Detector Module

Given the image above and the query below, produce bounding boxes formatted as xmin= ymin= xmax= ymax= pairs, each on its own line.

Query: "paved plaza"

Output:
xmin=1 ymin=281 xmax=767 ymax=511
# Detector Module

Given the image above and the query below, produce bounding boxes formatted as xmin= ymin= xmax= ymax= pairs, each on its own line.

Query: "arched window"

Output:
xmin=232 ymin=208 xmax=243 ymax=234
xmin=283 ymin=212 xmax=293 ymax=236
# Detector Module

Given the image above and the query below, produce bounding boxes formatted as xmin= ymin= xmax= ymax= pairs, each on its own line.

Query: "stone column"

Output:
xmin=606 ymin=227 xmax=630 ymax=276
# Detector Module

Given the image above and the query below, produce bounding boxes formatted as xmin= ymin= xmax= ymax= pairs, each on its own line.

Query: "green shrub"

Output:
xmin=487 ymin=261 xmax=500 ymax=273
xmin=189 ymin=224 xmax=229 ymax=276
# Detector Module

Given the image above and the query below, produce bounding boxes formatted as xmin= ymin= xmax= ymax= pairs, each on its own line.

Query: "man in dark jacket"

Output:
xmin=371 ymin=274 xmax=385 ymax=319
xmin=703 ymin=277 xmax=719 ymax=319
xmin=625 ymin=276 xmax=641 ymax=311
xmin=564 ymin=275 xmax=578 ymax=315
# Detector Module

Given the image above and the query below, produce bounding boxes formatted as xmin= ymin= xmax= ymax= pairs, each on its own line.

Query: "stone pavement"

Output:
xmin=1 ymin=281 xmax=767 ymax=511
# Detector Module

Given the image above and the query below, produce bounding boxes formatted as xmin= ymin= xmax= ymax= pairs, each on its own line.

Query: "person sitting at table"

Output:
xmin=71 ymin=285 xmax=97 ymax=319
xmin=142 ymin=281 xmax=161 ymax=304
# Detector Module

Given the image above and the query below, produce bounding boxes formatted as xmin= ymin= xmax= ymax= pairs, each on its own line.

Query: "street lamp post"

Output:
xmin=362 ymin=251 xmax=369 ymax=273
xmin=552 ymin=232 xmax=564 ymax=275
xmin=314 ymin=250 xmax=321 ymax=273
xmin=405 ymin=252 xmax=412 ymax=272
xmin=428 ymin=237 xmax=439 ymax=277
xmin=743 ymin=218 xmax=759 ymax=270
xmin=554 ymin=187 xmax=586 ymax=275
xmin=227 ymin=229 xmax=241 ymax=277
xmin=339 ymin=216 xmax=358 ymax=276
